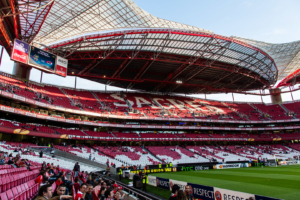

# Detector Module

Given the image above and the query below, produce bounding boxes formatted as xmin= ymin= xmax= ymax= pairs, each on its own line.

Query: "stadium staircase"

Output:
xmin=249 ymin=103 xmax=272 ymax=120
xmin=279 ymin=103 xmax=297 ymax=119
xmin=92 ymin=92 xmax=105 ymax=107
xmin=147 ymin=94 xmax=162 ymax=108
xmin=171 ymin=96 xmax=197 ymax=119
xmin=59 ymin=88 xmax=83 ymax=110
xmin=182 ymin=146 xmax=208 ymax=160
xmin=81 ymin=130 xmax=90 ymax=136
xmin=34 ymin=148 xmax=106 ymax=171
xmin=141 ymin=146 xmax=164 ymax=163
xmin=110 ymin=132 xmax=117 ymax=138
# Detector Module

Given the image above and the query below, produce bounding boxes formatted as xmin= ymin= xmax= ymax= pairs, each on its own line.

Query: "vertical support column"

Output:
xmin=0 ymin=47 xmax=3 ymax=67
xmin=105 ymin=84 xmax=107 ymax=93
xmin=269 ymin=88 xmax=282 ymax=104
xmin=260 ymin=90 xmax=263 ymax=103
xmin=205 ymin=93 xmax=206 ymax=100
xmin=289 ymin=86 xmax=294 ymax=102
xmin=40 ymin=72 xmax=43 ymax=83
xmin=232 ymin=93 xmax=234 ymax=102
xmin=75 ymin=77 xmax=77 ymax=89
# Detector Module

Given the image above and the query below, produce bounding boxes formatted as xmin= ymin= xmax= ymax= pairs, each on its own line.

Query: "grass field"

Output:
xmin=152 ymin=165 xmax=300 ymax=200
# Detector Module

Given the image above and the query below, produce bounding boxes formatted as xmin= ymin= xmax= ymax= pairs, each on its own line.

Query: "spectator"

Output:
xmin=89 ymin=154 xmax=92 ymax=160
xmin=169 ymin=184 xmax=180 ymax=200
xmin=93 ymin=181 xmax=101 ymax=200
xmin=35 ymin=170 xmax=46 ymax=185
xmin=36 ymin=184 xmax=71 ymax=200
xmin=85 ymin=185 xmax=93 ymax=200
xmin=74 ymin=183 xmax=87 ymax=200
xmin=39 ymin=150 xmax=43 ymax=158
xmin=74 ymin=178 xmax=81 ymax=194
xmin=104 ymin=189 xmax=114 ymax=200
xmin=184 ymin=186 xmax=193 ymax=200
xmin=74 ymin=162 xmax=80 ymax=177
xmin=56 ymin=177 xmax=64 ymax=187
xmin=53 ymin=185 xmax=67 ymax=197
xmin=177 ymin=190 xmax=187 ymax=200
xmin=98 ymin=187 xmax=106 ymax=200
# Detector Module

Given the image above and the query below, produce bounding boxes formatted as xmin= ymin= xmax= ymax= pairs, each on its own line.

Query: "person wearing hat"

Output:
xmin=113 ymin=183 xmax=119 ymax=194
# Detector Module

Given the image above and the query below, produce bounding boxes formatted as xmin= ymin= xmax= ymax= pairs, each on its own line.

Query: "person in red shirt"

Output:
xmin=74 ymin=184 xmax=87 ymax=200
xmin=56 ymin=177 xmax=64 ymax=187
xmin=35 ymin=170 xmax=46 ymax=185
xmin=74 ymin=178 xmax=81 ymax=194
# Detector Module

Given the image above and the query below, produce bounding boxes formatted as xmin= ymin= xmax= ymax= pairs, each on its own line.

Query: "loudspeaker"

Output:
xmin=133 ymin=174 xmax=142 ymax=189
xmin=135 ymin=180 xmax=143 ymax=189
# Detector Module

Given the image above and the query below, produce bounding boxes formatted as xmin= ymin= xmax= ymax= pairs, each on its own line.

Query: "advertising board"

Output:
xmin=11 ymin=39 xmax=30 ymax=64
xmin=214 ymin=187 xmax=255 ymax=200
xmin=214 ymin=163 xmax=245 ymax=169
xmin=188 ymin=182 xmax=215 ymax=200
xmin=28 ymin=46 xmax=57 ymax=72
xmin=169 ymin=179 xmax=187 ymax=191
xmin=156 ymin=177 xmax=169 ymax=190
xmin=148 ymin=176 xmax=157 ymax=186
xmin=55 ymin=56 xmax=68 ymax=77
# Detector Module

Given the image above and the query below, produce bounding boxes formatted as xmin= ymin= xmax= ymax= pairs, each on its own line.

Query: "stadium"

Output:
xmin=0 ymin=0 xmax=299 ymax=200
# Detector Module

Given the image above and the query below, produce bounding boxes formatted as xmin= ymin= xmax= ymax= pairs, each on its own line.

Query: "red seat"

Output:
xmin=0 ymin=192 xmax=8 ymax=200
xmin=11 ymin=187 xmax=20 ymax=200
xmin=6 ymin=189 xmax=14 ymax=200
xmin=24 ymin=183 xmax=31 ymax=199
xmin=20 ymin=185 xmax=27 ymax=200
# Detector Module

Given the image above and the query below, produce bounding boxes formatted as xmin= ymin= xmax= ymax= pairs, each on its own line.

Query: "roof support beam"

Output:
xmin=127 ymin=33 xmax=171 ymax=89
xmin=111 ymin=32 xmax=149 ymax=79
xmin=10 ymin=0 xmax=18 ymax=39
xmin=127 ymin=61 xmax=150 ymax=89
xmin=78 ymin=34 xmax=125 ymax=75
xmin=154 ymin=37 xmax=215 ymax=92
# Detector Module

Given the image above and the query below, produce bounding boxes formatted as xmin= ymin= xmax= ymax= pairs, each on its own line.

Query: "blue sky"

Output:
xmin=1 ymin=0 xmax=300 ymax=102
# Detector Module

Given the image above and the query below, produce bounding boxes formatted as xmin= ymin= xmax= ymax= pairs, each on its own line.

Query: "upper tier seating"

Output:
xmin=62 ymin=89 xmax=106 ymax=113
xmin=0 ymin=74 xmax=36 ymax=100
xmin=94 ymin=93 xmax=127 ymax=115
xmin=282 ymin=101 xmax=300 ymax=118
xmin=253 ymin=103 xmax=291 ymax=120
xmin=29 ymin=83 xmax=79 ymax=110
xmin=123 ymin=93 xmax=161 ymax=117
xmin=224 ymin=102 xmax=262 ymax=121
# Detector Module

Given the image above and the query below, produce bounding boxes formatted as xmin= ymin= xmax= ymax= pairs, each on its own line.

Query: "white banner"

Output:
xmin=148 ymin=175 xmax=157 ymax=187
xmin=214 ymin=163 xmax=241 ymax=169
xmin=56 ymin=56 xmax=68 ymax=77
xmin=169 ymin=179 xmax=187 ymax=191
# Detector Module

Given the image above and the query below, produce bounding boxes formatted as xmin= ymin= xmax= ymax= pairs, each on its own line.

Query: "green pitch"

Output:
xmin=153 ymin=165 xmax=300 ymax=200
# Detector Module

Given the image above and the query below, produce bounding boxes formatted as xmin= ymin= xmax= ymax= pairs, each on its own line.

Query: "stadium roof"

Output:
xmin=33 ymin=0 xmax=212 ymax=46
xmin=45 ymin=29 xmax=277 ymax=94
xmin=0 ymin=0 xmax=281 ymax=93
xmin=233 ymin=37 xmax=300 ymax=81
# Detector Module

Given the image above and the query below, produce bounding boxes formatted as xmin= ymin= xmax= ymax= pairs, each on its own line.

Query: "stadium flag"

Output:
xmin=11 ymin=39 xmax=30 ymax=64
xmin=56 ymin=56 xmax=68 ymax=77
xmin=156 ymin=177 xmax=169 ymax=190
xmin=187 ymin=182 xmax=214 ymax=200
xmin=214 ymin=187 xmax=255 ymax=200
